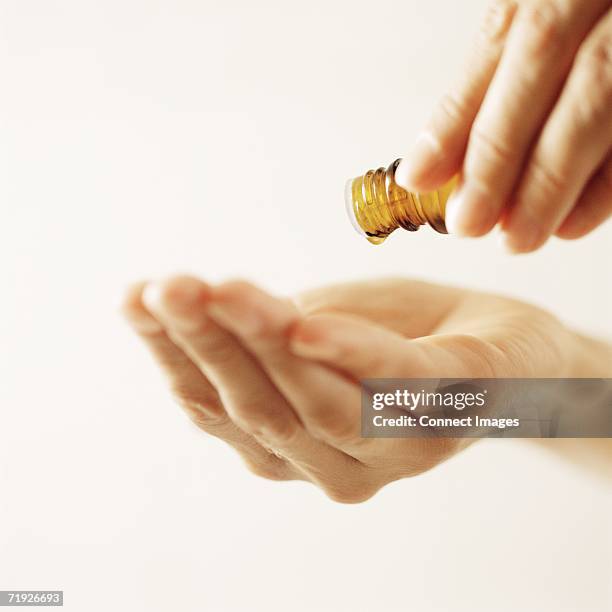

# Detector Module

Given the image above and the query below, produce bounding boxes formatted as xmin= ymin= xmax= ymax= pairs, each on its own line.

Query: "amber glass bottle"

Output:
xmin=345 ymin=159 xmax=458 ymax=244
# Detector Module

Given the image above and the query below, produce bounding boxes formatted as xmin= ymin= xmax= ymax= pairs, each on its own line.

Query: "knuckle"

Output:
xmin=185 ymin=408 xmax=226 ymax=430
xmin=229 ymin=403 xmax=299 ymax=445
xmin=243 ymin=457 xmax=290 ymax=482
xmin=438 ymin=91 xmax=472 ymax=124
xmin=491 ymin=310 xmax=566 ymax=376
xmin=575 ymin=37 xmax=612 ymax=122
xmin=171 ymin=383 xmax=204 ymax=405
xmin=198 ymin=334 xmax=237 ymax=367
xmin=577 ymin=84 xmax=612 ymax=127
xmin=454 ymin=334 xmax=503 ymax=377
xmin=228 ymin=408 xmax=268 ymax=435
xmin=578 ymin=30 xmax=612 ymax=72
xmin=524 ymin=156 xmax=569 ymax=198
xmin=308 ymin=414 xmax=358 ymax=445
xmin=229 ymin=414 xmax=259 ymax=435
xmin=172 ymin=388 xmax=224 ymax=421
xmin=518 ymin=0 xmax=567 ymax=55
xmin=479 ymin=0 xmax=516 ymax=45
xmin=230 ymin=415 xmax=273 ymax=441
xmin=265 ymin=420 xmax=301 ymax=446
xmin=469 ymin=125 xmax=516 ymax=166
xmin=180 ymin=401 xmax=227 ymax=430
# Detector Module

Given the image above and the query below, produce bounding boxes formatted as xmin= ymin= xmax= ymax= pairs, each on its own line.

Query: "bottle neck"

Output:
xmin=346 ymin=158 xmax=455 ymax=244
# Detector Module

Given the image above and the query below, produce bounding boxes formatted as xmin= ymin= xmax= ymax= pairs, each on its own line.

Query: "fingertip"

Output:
xmin=443 ymin=191 xmax=463 ymax=236
xmin=121 ymin=280 xmax=164 ymax=335
xmin=554 ymin=165 xmax=612 ymax=240
xmin=555 ymin=213 xmax=600 ymax=240
xmin=498 ymin=229 xmax=547 ymax=254
xmin=121 ymin=280 xmax=147 ymax=314
xmin=394 ymin=133 xmax=445 ymax=191
xmin=143 ymin=275 xmax=211 ymax=321
xmin=554 ymin=223 xmax=586 ymax=241
xmin=444 ymin=185 xmax=499 ymax=237
xmin=444 ymin=190 xmax=487 ymax=237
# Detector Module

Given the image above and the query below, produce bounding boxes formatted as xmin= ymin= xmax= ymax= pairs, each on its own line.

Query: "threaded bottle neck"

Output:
xmin=345 ymin=158 xmax=457 ymax=244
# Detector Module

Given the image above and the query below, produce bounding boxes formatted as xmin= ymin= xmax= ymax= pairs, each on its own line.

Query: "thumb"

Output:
xmin=289 ymin=312 xmax=505 ymax=380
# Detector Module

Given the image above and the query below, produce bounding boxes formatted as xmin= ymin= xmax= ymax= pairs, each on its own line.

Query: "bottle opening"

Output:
xmin=344 ymin=177 xmax=367 ymax=238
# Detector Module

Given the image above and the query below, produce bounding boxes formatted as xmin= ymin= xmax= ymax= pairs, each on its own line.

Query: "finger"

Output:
xmin=122 ymin=281 xmax=295 ymax=480
xmin=446 ymin=0 xmax=610 ymax=237
xmin=141 ymin=277 xmax=298 ymax=439
xmin=121 ymin=281 xmax=225 ymax=424
xmin=295 ymin=278 xmax=462 ymax=338
xmin=206 ymin=281 xmax=367 ymax=449
xmin=289 ymin=312 xmax=507 ymax=379
xmin=502 ymin=9 xmax=612 ymax=251
xmin=290 ymin=312 xmax=434 ymax=379
xmin=395 ymin=0 xmax=517 ymax=191
xmin=142 ymin=276 xmax=353 ymax=479
xmin=555 ymin=153 xmax=612 ymax=239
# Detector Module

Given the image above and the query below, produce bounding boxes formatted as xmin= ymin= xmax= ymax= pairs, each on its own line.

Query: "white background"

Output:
xmin=1 ymin=1 xmax=610 ymax=611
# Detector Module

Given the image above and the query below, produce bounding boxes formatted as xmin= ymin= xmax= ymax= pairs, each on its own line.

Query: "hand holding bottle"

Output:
xmin=394 ymin=0 xmax=612 ymax=253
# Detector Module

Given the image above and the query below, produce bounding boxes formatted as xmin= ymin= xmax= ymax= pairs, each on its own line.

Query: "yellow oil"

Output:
xmin=345 ymin=159 xmax=458 ymax=244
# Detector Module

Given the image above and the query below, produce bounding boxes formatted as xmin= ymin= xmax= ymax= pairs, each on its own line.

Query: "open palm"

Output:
xmin=123 ymin=276 xmax=576 ymax=502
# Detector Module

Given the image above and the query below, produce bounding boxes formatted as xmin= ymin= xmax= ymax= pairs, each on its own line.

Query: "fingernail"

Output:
xmin=394 ymin=132 xmax=442 ymax=189
xmin=445 ymin=183 xmax=496 ymax=236
xmin=444 ymin=189 xmax=464 ymax=235
xmin=142 ymin=282 xmax=164 ymax=312
xmin=120 ymin=284 xmax=165 ymax=334
xmin=142 ymin=281 xmax=208 ymax=333
xmin=207 ymin=300 xmax=263 ymax=336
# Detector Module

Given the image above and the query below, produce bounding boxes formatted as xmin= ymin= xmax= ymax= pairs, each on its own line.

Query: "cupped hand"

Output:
xmin=394 ymin=0 xmax=612 ymax=252
xmin=122 ymin=276 xmax=577 ymax=502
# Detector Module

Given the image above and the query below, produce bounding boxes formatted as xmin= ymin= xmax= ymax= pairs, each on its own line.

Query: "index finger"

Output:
xmin=394 ymin=0 xmax=517 ymax=192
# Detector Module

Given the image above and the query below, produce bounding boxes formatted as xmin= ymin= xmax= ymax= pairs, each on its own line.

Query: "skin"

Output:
xmin=122 ymin=275 xmax=612 ymax=503
xmin=394 ymin=0 xmax=612 ymax=253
